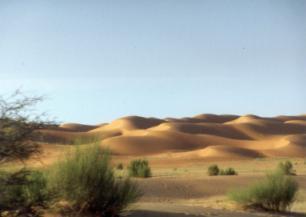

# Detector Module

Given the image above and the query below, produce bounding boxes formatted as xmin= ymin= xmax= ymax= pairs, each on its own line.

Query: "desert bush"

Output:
xmin=0 ymin=169 xmax=49 ymax=216
xmin=128 ymin=159 xmax=151 ymax=178
xmin=23 ymin=170 xmax=49 ymax=207
xmin=278 ymin=160 xmax=295 ymax=175
xmin=219 ymin=167 xmax=237 ymax=176
xmin=116 ymin=163 xmax=124 ymax=170
xmin=47 ymin=145 xmax=141 ymax=216
xmin=207 ymin=164 xmax=219 ymax=176
xmin=228 ymin=171 xmax=298 ymax=212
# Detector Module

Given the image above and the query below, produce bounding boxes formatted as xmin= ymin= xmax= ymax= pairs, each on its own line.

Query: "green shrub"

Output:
xmin=47 ymin=145 xmax=141 ymax=216
xmin=128 ymin=159 xmax=151 ymax=178
xmin=22 ymin=170 xmax=49 ymax=208
xmin=228 ymin=171 xmax=298 ymax=212
xmin=207 ymin=164 xmax=219 ymax=176
xmin=278 ymin=160 xmax=295 ymax=175
xmin=219 ymin=167 xmax=237 ymax=176
xmin=116 ymin=163 xmax=124 ymax=170
xmin=0 ymin=169 xmax=49 ymax=215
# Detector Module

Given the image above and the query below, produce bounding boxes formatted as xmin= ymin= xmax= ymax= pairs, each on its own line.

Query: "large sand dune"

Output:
xmin=38 ymin=114 xmax=306 ymax=159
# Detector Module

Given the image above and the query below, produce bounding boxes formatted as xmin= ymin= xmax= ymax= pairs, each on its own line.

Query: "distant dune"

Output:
xmin=38 ymin=114 xmax=306 ymax=159
xmin=59 ymin=123 xmax=98 ymax=132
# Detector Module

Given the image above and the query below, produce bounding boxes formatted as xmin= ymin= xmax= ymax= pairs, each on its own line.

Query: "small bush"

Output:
xmin=116 ymin=163 xmax=124 ymax=170
xmin=219 ymin=167 xmax=237 ymax=176
xmin=278 ymin=160 xmax=295 ymax=175
xmin=128 ymin=159 xmax=151 ymax=178
xmin=228 ymin=171 xmax=298 ymax=212
xmin=47 ymin=145 xmax=141 ymax=216
xmin=0 ymin=169 xmax=49 ymax=215
xmin=207 ymin=164 xmax=219 ymax=176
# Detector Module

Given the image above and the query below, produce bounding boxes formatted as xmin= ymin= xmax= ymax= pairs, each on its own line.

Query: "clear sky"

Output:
xmin=0 ymin=0 xmax=305 ymax=124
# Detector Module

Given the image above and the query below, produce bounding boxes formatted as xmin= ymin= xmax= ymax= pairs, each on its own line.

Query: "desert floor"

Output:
xmin=113 ymin=157 xmax=306 ymax=217
xmin=4 ymin=149 xmax=306 ymax=217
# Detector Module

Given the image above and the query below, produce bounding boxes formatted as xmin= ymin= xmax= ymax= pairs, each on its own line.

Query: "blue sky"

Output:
xmin=0 ymin=0 xmax=305 ymax=124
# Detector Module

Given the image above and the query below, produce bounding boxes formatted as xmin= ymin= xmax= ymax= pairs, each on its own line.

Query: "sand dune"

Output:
xmin=275 ymin=115 xmax=306 ymax=122
xmin=98 ymin=116 xmax=164 ymax=131
xmin=150 ymin=122 xmax=253 ymax=139
xmin=59 ymin=123 xmax=98 ymax=132
xmin=196 ymin=145 xmax=264 ymax=158
xmin=285 ymin=120 xmax=306 ymax=126
xmin=102 ymin=130 xmax=200 ymax=155
xmin=38 ymin=114 xmax=306 ymax=159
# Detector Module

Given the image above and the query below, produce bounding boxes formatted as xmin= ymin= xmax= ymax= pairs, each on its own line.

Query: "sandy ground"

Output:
xmin=119 ymin=158 xmax=306 ymax=217
xmin=127 ymin=203 xmax=306 ymax=217
xmin=36 ymin=157 xmax=306 ymax=217
xmin=126 ymin=174 xmax=306 ymax=217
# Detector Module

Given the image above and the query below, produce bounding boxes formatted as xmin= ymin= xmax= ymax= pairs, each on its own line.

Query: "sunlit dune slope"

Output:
xmin=38 ymin=114 xmax=306 ymax=159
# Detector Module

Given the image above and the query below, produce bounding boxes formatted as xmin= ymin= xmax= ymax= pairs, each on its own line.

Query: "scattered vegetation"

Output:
xmin=0 ymin=169 xmax=49 ymax=216
xmin=128 ymin=159 xmax=151 ymax=178
xmin=207 ymin=164 xmax=220 ymax=176
xmin=208 ymin=165 xmax=237 ymax=176
xmin=47 ymin=145 xmax=141 ymax=216
xmin=116 ymin=163 xmax=124 ymax=170
xmin=278 ymin=160 xmax=296 ymax=176
xmin=228 ymin=171 xmax=298 ymax=212
xmin=219 ymin=167 xmax=237 ymax=176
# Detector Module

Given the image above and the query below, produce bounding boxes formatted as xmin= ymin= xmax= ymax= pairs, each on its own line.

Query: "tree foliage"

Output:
xmin=0 ymin=90 xmax=49 ymax=163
